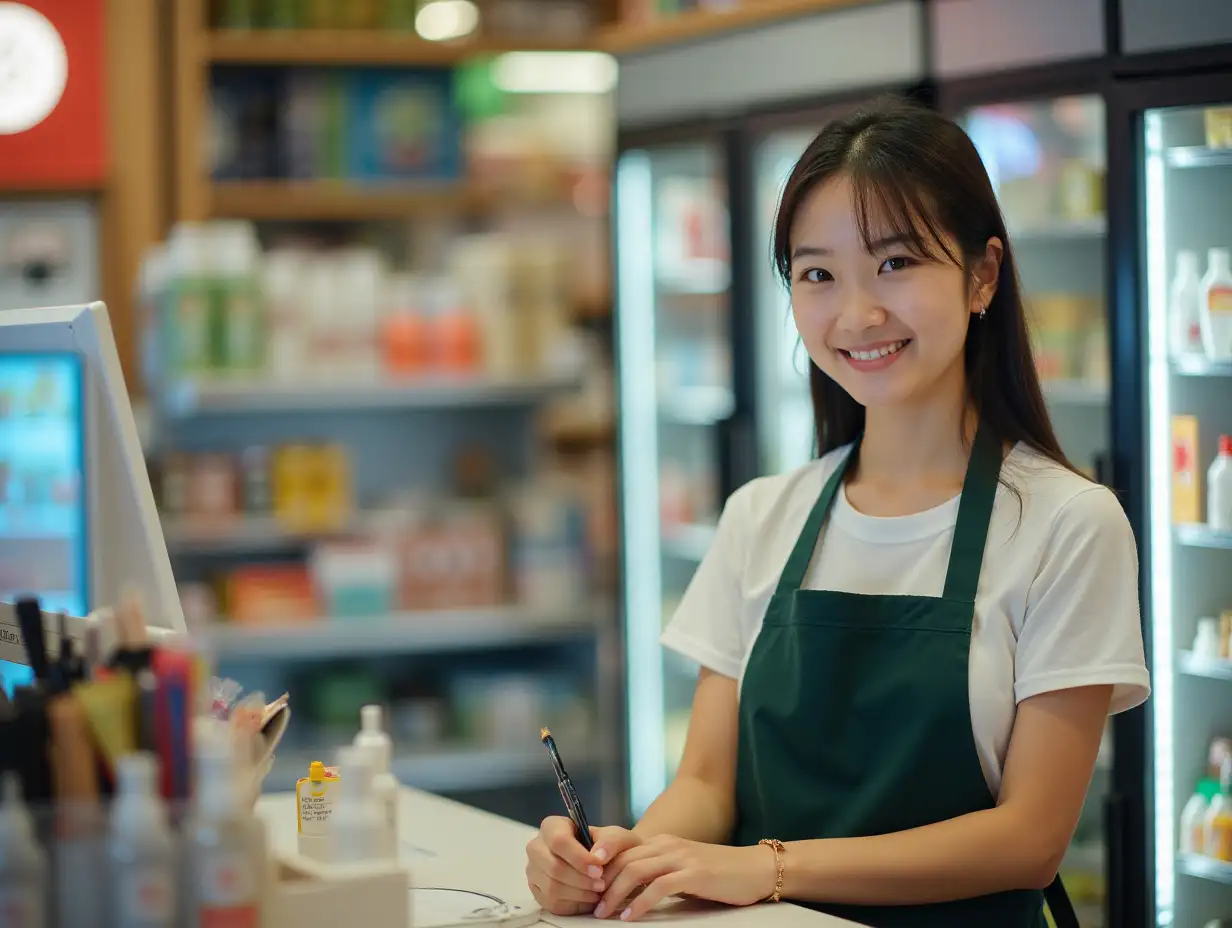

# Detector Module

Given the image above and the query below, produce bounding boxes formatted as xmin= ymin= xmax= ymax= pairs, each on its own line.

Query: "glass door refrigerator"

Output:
xmin=613 ymin=128 xmax=748 ymax=819
xmin=1111 ymin=70 xmax=1232 ymax=928
xmin=944 ymin=81 xmax=1115 ymax=928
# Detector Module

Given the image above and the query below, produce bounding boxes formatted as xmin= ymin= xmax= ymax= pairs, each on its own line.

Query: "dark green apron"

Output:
xmin=732 ymin=423 xmax=1059 ymax=928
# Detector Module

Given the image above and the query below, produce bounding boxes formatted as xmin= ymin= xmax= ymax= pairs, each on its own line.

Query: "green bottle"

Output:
xmin=165 ymin=225 xmax=214 ymax=378
xmin=210 ymin=222 xmax=266 ymax=375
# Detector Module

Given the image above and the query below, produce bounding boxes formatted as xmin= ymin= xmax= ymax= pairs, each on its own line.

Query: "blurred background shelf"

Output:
xmin=207 ymin=29 xmax=590 ymax=66
xmin=1178 ymin=650 xmax=1232 ymax=681
xmin=1165 ymin=145 xmax=1232 ymax=169
xmin=1175 ymin=524 xmax=1232 ymax=550
xmin=1173 ymin=355 xmax=1232 ymax=377
xmin=595 ymin=0 xmax=856 ymax=54
xmin=268 ymin=741 xmax=601 ymax=794
xmin=1040 ymin=379 xmax=1109 ymax=405
xmin=160 ymin=373 xmax=582 ymax=417
xmin=661 ymin=522 xmax=717 ymax=563
xmin=209 ymin=181 xmax=473 ymax=220
xmin=1178 ymin=854 xmax=1232 ymax=884
xmin=203 ymin=601 xmax=610 ymax=659
xmin=163 ymin=513 xmax=375 ymax=555
xmin=1008 ymin=216 xmax=1107 ymax=241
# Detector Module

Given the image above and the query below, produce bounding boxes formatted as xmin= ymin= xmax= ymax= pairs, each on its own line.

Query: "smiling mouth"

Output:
xmin=838 ymin=339 xmax=911 ymax=361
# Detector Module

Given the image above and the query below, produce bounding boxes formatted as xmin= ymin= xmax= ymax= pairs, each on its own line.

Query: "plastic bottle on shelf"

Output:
xmin=212 ymin=221 xmax=265 ymax=375
xmin=1200 ymin=247 xmax=1232 ymax=361
xmin=1171 ymin=249 xmax=1205 ymax=357
xmin=1206 ymin=757 xmax=1232 ymax=861
xmin=109 ymin=752 xmax=176 ymax=928
xmin=1209 ymin=436 xmax=1232 ymax=532
xmin=0 ymin=772 xmax=45 ymax=928
xmin=353 ymin=705 xmax=399 ymax=859
xmin=1181 ymin=780 xmax=1218 ymax=855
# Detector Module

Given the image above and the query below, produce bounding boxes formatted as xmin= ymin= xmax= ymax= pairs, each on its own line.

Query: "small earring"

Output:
xmin=978 ymin=303 xmax=987 ymax=320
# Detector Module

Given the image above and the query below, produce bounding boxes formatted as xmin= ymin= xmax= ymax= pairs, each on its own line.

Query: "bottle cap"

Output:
xmin=1221 ymin=435 xmax=1232 ymax=458
xmin=309 ymin=761 xmax=326 ymax=782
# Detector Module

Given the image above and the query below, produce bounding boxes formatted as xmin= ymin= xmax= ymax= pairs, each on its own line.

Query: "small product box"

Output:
xmin=296 ymin=761 xmax=339 ymax=862
xmin=1172 ymin=414 xmax=1202 ymax=524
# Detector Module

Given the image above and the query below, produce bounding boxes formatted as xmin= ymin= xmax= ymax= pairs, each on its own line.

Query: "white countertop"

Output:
xmin=256 ymin=786 xmax=866 ymax=928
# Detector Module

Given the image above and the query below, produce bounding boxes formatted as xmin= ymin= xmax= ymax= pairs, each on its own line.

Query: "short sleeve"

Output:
xmin=658 ymin=482 xmax=756 ymax=681
xmin=1014 ymin=486 xmax=1151 ymax=714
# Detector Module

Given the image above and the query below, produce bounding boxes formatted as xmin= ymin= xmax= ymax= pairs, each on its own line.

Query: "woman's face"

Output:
xmin=788 ymin=174 xmax=994 ymax=412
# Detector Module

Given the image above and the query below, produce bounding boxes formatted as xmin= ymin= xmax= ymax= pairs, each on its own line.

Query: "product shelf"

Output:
xmin=1173 ymin=355 xmax=1232 ymax=377
xmin=1175 ymin=524 xmax=1232 ymax=550
xmin=595 ymin=0 xmax=864 ymax=55
xmin=658 ymin=385 xmax=735 ymax=425
xmin=1178 ymin=650 xmax=1232 ymax=681
xmin=163 ymin=513 xmax=376 ymax=555
xmin=1179 ymin=853 xmax=1232 ymax=884
xmin=1166 ymin=146 xmax=1232 ymax=170
xmin=209 ymin=180 xmax=476 ymax=221
xmin=1007 ymin=216 xmax=1107 ymax=241
xmin=1040 ymin=379 xmax=1109 ymax=406
xmin=207 ymin=29 xmax=590 ymax=66
xmin=160 ymin=372 xmax=582 ymax=417
xmin=203 ymin=601 xmax=612 ymax=660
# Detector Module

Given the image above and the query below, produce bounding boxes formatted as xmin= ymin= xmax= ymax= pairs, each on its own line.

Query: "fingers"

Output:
xmin=590 ymin=826 xmax=643 ymax=866
xmin=596 ymin=850 xmax=674 ymax=920
xmin=542 ymin=816 xmax=601 ymax=876
xmin=622 ymin=872 xmax=690 ymax=922
xmin=527 ymin=862 xmax=601 ymax=914
xmin=528 ymin=839 xmax=604 ymax=892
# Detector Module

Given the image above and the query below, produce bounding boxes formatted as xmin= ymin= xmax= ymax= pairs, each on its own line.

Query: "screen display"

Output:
xmin=0 ymin=353 xmax=88 ymax=619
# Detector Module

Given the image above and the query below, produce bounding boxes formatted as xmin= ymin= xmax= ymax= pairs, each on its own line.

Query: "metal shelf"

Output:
xmin=267 ymin=741 xmax=601 ymax=795
xmin=163 ymin=514 xmax=373 ymax=555
xmin=1008 ymin=216 xmax=1106 ymax=241
xmin=1166 ymin=146 xmax=1232 ymax=169
xmin=1179 ymin=853 xmax=1232 ymax=884
xmin=1179 ymin=650 xmax=1232 ymax=681
xmin=205 ymin=602 xmax=611 ymax=660
xmin=1176 ymin=524 xmax=1232 ymax=549
xmin=661 ymin=522 xmax=717 ymax=562
xmin=160 ymin=373 xmax=580 ymax=417
xmin=1173 ymin=355 xmax=1232 ymax=377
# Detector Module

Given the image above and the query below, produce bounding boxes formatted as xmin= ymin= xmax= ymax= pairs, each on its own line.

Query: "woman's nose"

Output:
xmin=835 ymin=287 xmax=886 ymax=331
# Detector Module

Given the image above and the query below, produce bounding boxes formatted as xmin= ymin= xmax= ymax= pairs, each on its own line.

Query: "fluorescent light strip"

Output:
xmin=490 ymin=52 xmax=618 ymax=95
xmin=615 ymin=151 xmax=666 ymax=820
xmin=1144 ymin=110 xmax=1175 ymax=926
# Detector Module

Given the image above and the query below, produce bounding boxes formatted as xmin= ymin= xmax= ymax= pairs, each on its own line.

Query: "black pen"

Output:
xmin=540 ymin=726 xmax=594 ymax=851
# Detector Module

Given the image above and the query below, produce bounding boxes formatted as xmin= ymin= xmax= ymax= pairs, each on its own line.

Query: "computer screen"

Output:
xmin=0 ymin=302 xmax=184 ymax=689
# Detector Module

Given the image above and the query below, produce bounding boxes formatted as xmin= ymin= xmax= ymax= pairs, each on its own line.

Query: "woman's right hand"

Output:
xmin=525 ymin=817 xmax=642 ymax=915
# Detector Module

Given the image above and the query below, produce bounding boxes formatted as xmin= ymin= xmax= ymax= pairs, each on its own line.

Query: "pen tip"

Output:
xmin=540 ymin=726 xmax=551 ymax=742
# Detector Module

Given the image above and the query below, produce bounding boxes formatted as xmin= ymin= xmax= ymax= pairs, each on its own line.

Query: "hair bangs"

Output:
xmin=848 ymin=160 xmax=962 ymax=268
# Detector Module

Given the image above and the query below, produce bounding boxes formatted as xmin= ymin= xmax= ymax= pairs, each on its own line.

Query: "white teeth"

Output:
xmin=847 ymin=340 xmax=907 ymax=361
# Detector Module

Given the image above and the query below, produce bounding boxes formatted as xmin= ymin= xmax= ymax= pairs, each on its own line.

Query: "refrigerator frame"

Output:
xmin=1107 ymin=65 xmax=1232 ymax=928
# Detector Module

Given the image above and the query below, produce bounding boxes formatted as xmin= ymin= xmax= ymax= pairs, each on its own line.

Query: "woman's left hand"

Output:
xmin=595 ymin=836 xmax=776 ymax=921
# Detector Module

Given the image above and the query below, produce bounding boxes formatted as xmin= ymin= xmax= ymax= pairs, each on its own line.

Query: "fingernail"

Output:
xmin=588 ymin=865 xmax=603 ymax=879
xmin=594 ymin=904 xmax=606 ymax=919
xmin=594 ymin=847 xmax=609 ymax=863
xmin=621 ymin=909 xmax=632 ymax=921
xmin=593 ymin=880 xmax=605 ymax=892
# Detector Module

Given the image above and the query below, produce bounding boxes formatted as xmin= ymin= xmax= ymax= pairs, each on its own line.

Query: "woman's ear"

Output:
xmin=970 ymin=237 xmax=1003 ymax=315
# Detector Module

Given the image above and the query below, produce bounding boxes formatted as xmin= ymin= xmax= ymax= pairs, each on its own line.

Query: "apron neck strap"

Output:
xmin=773 ymin=422 xmax=1004 ymax=600
xmin=941 ymin=421 xmax=1003 ymax=603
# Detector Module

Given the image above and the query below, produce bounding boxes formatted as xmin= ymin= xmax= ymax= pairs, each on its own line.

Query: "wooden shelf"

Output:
xmin=207 ymin=29 xmax=589 ymax=66
xmin=210 ymin=180 xmax=472 ymax=220
xmin=596 ymin=0 xmax=866 ymax=55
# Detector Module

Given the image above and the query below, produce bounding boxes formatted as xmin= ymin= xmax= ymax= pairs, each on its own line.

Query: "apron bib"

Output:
xmin=732 ymin=424 xmax=1060 ymax=928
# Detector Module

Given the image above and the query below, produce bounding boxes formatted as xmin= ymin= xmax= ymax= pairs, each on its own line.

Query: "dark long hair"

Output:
xmin=772 ymin=95 xmax=1072 ymax=470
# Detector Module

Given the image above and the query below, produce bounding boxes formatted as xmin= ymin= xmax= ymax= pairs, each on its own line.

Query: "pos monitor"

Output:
xmin=0 ymin=302 xmax=184 ymax=691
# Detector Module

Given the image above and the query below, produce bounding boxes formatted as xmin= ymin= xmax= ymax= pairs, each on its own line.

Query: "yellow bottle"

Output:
xmin=1205 ymin=758 xmax=1232 ymax=862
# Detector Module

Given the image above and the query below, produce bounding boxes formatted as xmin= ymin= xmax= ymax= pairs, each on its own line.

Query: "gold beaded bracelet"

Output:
xmin=758 ymin=838 xmax=785 ymax=903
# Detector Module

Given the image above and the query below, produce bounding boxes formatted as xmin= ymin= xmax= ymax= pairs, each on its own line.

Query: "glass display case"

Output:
xmin=614 ymin=140 xmax=733 ymax=817
xmin=1143 ymin=98 xmax=1232 ymax=928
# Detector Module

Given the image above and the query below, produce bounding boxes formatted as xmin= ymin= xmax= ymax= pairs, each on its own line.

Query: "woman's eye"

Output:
xmin=801 ymin=268 xmax=832 ymax=283
xmin=880 ymin=255 xmax=912 ymax=273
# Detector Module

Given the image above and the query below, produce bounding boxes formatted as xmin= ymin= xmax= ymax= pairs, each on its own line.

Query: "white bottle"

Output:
xmin=1194 ymin=617 xmax=1223 ymax=662
xmin=354 ymin=705 xmax=399 ymax=859
xmin=1209 ymin=435 xmax=1232 ymax=532
xmin=1171 ymin=250 xmax=1205 ymax=357
xmin=330 ymin=746 xmax=383 ymax=864
xmin=1181 ymin=788 xmax=1210 ymax=854
xmin=187 ymin=728 xmax=269 ymax=928
xmin=109 ymin=753 xmax=176 ymax=928
xmin=0 ymin=773 xmax=45 ymax=928
xmin=1200 ymin=247 xmax=1232 ymax=361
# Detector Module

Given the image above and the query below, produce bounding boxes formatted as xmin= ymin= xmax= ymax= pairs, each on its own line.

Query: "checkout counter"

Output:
xmin=257 ymin=784 xmax=866 ymax=928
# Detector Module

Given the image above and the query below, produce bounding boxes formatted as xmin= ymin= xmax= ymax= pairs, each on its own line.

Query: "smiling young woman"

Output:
xmin=523 ymin=96 xmax=1150 ymax=928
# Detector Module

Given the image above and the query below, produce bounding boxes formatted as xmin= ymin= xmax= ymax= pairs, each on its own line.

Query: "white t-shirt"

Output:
xmin=660 ymin=442 xmax=1151 ymax=795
